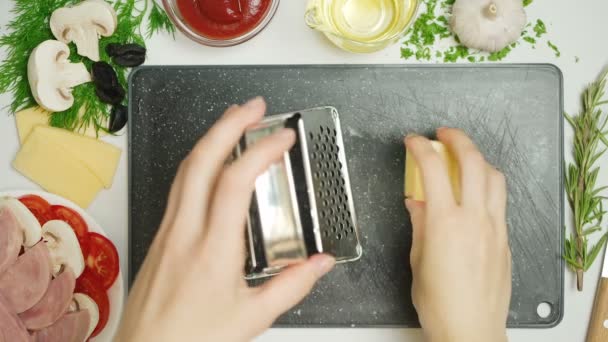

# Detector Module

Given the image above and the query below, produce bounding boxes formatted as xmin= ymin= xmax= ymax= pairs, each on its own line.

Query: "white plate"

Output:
xmin=0 ymin=190 xmax=124 ymax=342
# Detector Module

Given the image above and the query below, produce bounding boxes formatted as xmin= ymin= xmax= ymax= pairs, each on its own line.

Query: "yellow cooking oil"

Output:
xmin=306 ymin=0 xmax=418 ymax=53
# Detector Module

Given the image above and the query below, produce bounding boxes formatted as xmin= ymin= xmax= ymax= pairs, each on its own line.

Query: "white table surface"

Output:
xmin=1 ymin=1 xmax=607 ymax=341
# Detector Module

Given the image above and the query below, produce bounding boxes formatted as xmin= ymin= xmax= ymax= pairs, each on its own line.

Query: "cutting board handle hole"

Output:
xmin=603 ymin=319 xmax=608 ymax=329
xmin=536 ymin=302 xmax=552 ymax=318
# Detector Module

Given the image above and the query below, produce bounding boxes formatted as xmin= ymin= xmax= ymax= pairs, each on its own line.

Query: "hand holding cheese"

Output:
xmin=404 ymin=128 xmax=511 ymax=342
xmin=405 ymin=140 xmax=460 ymax=202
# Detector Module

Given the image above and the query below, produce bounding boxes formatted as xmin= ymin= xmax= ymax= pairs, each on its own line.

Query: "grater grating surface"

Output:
xmin=241 ymin=107 xmax=362 ymax=279
xmin=301 ymin=109 xmax=360 ymax=261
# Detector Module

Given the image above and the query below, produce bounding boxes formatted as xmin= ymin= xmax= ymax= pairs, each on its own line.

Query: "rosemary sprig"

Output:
xmin=564 ymin=70 xmax=608 ymax=291
xmin=0 ymin=0 xmax=175 ymax=136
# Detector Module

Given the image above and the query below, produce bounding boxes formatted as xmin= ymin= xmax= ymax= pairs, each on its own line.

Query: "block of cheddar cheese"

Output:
xmin=404 ymin=141 xmax=461 ymax=202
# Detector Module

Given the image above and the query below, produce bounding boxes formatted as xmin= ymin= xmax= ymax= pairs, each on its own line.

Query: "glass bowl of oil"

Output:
xmin=305 ymin=0 xmax=419 ymax=53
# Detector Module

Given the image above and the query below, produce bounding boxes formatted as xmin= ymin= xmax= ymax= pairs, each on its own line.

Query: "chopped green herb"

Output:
xmin=400 ymin=0 xmax=554 ymax=63
xmin=523 ymin=36 xmax=536 ymax=44
xmin=547 ymin=41 xmax=561 ymax=57
xmin=576 ymin=56 xmax=580 ymax=63
xmin=443 ymin=46 xmax=469 ymax=63
xmin=534 ymin=19 xmax=547 ymax=37
xmin=488 ymin=46 xmax=512 ymax=62
xmin=416 ymin=47 xmax=432 ymax=60
xmin=401 ymin=47 xmax=414 ymax=59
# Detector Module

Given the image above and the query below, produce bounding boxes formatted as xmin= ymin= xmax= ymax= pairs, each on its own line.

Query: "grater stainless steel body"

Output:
xmin=234 ymin=107 xmax=362 ymax=279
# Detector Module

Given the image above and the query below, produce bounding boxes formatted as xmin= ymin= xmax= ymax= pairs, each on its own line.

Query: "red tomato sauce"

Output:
xmin=177 ymin=0 xmax=272 ymax=40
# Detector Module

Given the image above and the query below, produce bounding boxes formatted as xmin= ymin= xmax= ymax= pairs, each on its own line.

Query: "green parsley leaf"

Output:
xmin=547 ymin=41 xmax=561 ymax=57
xmin=534 ymin=19 xmax=547 ymax=37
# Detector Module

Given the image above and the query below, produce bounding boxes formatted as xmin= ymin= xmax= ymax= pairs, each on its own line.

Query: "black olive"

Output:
xmin=92 ymin=62 xmax=125 ymax=104
xmin=106 ymin=43 xmax=146 ymax=57
xmin=109 ymin=105 xmax=128 ymax=133
xmin=96 ymin=85 xmax=125 ymax=105
xmin=105 ymin=43 xmax=147 ymax=68
xmin=105 ymin=43 xmax=122 ymax=57
xmin=92 ymin=61 xmax=120 ymax=90
xmin=113 ymin=53 xmax=146 ymax=67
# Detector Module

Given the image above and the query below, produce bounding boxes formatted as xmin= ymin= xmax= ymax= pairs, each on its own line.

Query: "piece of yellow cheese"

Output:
xmin=15 ymin=107 xmax=49 ymax=144
xmin=404 ymin=141 xmax=461 ymax=202
xmin=15 ymin=107 xmax=107 ymax=143
xmin=29 ymin=125 xmax=121 ymax=188
xmin=13 ymin=132 xmax=104 ymax=208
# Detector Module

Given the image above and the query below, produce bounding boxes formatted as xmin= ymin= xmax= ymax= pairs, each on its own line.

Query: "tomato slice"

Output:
xmin=85 ymin=233 xmax=119 ymax=290
xmin=18 ymin=195 xmax=52 ymax=225
xmin=75 ymin=269 xmax=109 ymax=338
xmin=50 ymin=205 xmax=90 ymax=256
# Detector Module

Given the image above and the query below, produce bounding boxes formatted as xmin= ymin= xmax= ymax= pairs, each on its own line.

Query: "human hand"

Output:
xmin=404 ymin=128 xmax=511 ymax=342
xmin=115 ymin=98 xmax=335 ymax=342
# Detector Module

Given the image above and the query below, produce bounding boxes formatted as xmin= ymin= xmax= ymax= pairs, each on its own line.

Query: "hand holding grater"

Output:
xmin=234 ymin=107 xmax=362 ymax=279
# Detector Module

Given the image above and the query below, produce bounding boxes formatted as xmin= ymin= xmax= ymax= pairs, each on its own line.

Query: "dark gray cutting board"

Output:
xmin=128 ymin=65 xmax=563 ymax=328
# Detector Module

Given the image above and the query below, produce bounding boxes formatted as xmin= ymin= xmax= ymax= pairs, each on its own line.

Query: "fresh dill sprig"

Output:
xmin=0 ymin=0 xmax=175 ymax=136
xmin=147 ymin=0 xmax=176 ymax=38
xmin=564 ymin=69 xmax=608 ymax=291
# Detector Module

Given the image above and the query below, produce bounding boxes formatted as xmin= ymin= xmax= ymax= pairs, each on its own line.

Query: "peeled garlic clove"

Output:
xmin=450 ymin=0 xmax=527 ymax=52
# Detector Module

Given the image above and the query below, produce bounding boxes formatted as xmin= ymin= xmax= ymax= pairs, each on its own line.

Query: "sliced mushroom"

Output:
xmin=0 ymin=197 xmax=42 ymax=247
xmin=50 ymin=0 xmax=117 ymax=61
xmin=71 ymin=293 xmax=99 ymax=340
xmin=41 ymin=220 xmax=85 ymax=278
xmin=27 ymin=40 xmax=91 ymax=112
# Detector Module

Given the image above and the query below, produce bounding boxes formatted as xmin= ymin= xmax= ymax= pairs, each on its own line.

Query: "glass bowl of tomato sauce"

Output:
xmin=163 ymin=0 xmax=279 ymax=47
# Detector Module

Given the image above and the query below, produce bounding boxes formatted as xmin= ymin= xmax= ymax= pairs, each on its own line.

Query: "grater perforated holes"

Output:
xmin=309 ymin=124 xmax=355 ymax=242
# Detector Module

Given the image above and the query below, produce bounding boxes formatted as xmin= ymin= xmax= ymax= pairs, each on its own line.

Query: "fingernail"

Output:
xmin=312 ymin=254 xmax=336 ymax=277
xmin=243 ymin=97 xmax=264 ymax=110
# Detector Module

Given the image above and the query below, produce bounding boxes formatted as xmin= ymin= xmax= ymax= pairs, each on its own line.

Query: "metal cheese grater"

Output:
xmin=234 ymin=107 xmax=362 ymax=279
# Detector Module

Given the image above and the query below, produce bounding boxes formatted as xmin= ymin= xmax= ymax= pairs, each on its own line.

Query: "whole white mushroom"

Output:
xmin=450 ymin=0 xmax=527 ymax=52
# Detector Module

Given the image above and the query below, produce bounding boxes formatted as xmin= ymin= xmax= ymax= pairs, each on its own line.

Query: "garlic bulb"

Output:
xmin=450 ymin=0 xmax=527 ymax=52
